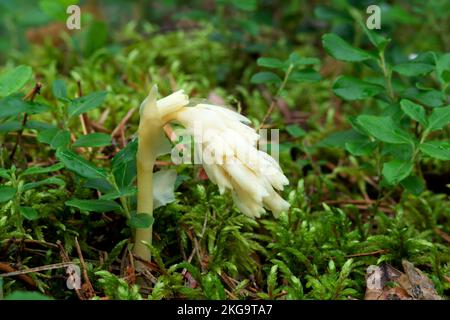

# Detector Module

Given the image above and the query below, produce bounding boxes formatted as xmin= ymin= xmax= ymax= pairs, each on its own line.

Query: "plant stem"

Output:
xmin=257 ymin=64 xmax=293 ymax=130
xmin=378 ymin=52 xmax=395 ymax=101
xmin=9 ymin=82 xmax=42 ymax=161
xmin=133 ymin=120 xmax=160 ymax=265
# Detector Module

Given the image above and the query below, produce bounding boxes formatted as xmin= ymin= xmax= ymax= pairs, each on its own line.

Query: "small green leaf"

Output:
xmin=23 ymin=177 xmax=66 ymax=191
xmin=50 ymin=129 xmax=71 ymax=149
xmin=393 ymin=62 xmax=434 ymax=77
xmin=0 ymin=120 xmax=22 ymax=132
xmin=20 ymin=163 xmax=64 ymax=177
xmin=83 ymin=178 xmax=113 ymax=193
xmin=52 ymin=79 xmax=68 ymax=101
xmin=382 ymin=160 xmax=413 ymax=185
xmin=100 ymin=186 xmax=137 ymax=200
xmin=333 ymin=76 xmax=384 ymax=101
xmin=287 ymin=53 xmax=320 ymax=66
xmin=400 ymin=175 xmax=425 ymax=195
xmin=112 ymin=140 xmax=137 ymax=190
xmin=37 ymin=128 xmax=59 ymax=145
xmin=285 ymin=125 xmax=306 ymax=138
xmin=128 ymin=212 xmax=154 ymax=229
xmin=5 ymin=291 xmax=53 ymax=300
xmin=0 ymin=96 xmax=29 ymax=118
xmin=257 ymin=57 xmax=284 ymax=69
xmin=426 ymin=105 xmax=450 ymax=132
xmin=345 ymin=140 xmax=377 ymax=156
xmin=73 ymin=133 xmax=112 ymax=147
xmin=20 ymin=206 xmax=40 ymax=220
xmin=25 ymin=120 xmax=55 ymax=131
xmin=0 ymin=169 xmax=10 ymax=179
xmin=0 ymin=65 xmax=33 ymax=97
xmin=317 ymin=129 xmax=367 ymax=149
xmin=56 ymin=148 xmax=108 ymax=180
xmin=230 ymin=0 xmax=256 ymax=11
xmin=419 ymin=141 xmax=450 ymax=160
xmin=83 ymin=20 xmax=109 ymax=56
xmin=414 ymin=90 xmax=444 ymax=108
xmin=250 ymin=72 xmax=282 ymax=84
xmin=399 ymin=87 xmax=443 ymax=108
xmin=0 ymin=97 xmax=49 ymax=119
xmin=68 ymin=91 xmax=107 ymax=119
xmin=363 ymin=27 xmax=389 ymax=51
xmin=357 ymin=115 xmax=413 ymax=144
xmin=382 ymin=143 xmax=413 ymax=161
xmin=66 ymin=199 xmax=121 ymax=212
xmin=0 ymin=186 xmax=16 ymax=202
xmin=400 ymin=99 xmax=427 ymax=127
xmin=288 ymin=69 xmax=321 ymax=83
xmin=322 ymin=33 xmax=374 ymax=62
xmin=435 ymin=53 xmax=450 ymax=84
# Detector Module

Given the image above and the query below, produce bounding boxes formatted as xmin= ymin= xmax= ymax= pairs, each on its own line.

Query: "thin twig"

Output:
xmin=111 ymin=107 xmax=137 ymax=138
xmin=257 ymin=64 xmax=293 ymax=130
xmin=0 ymin=262 xmax=37 ymax=287
xmin=346 ymin=249 xmax=388 ymax=258
xmin=74 ymin=237 xmax=95 ymax=297
xmin=435 ymin=228 xmax=450 ymax=243
xmin=57 ymin=240 xmax=84 ymax=300
xmin=0 ymin=262 xmax=76 ymax=277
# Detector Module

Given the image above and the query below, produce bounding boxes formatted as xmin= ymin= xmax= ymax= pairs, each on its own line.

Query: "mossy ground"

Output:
xmin=0 ymin=1 xmax=449 ymax=300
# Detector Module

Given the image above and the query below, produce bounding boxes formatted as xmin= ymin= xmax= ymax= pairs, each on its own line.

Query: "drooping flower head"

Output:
xmin=140 ymin=86 xmax=290 ymax=218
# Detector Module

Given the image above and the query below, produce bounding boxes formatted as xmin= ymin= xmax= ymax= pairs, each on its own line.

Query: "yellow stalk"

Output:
xmin=133 ymin=87 xmax=162 ymax=264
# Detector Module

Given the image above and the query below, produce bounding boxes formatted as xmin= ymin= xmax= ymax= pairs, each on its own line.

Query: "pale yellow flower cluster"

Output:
xmin=140 ymin=87 xmax=290 ymax=218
